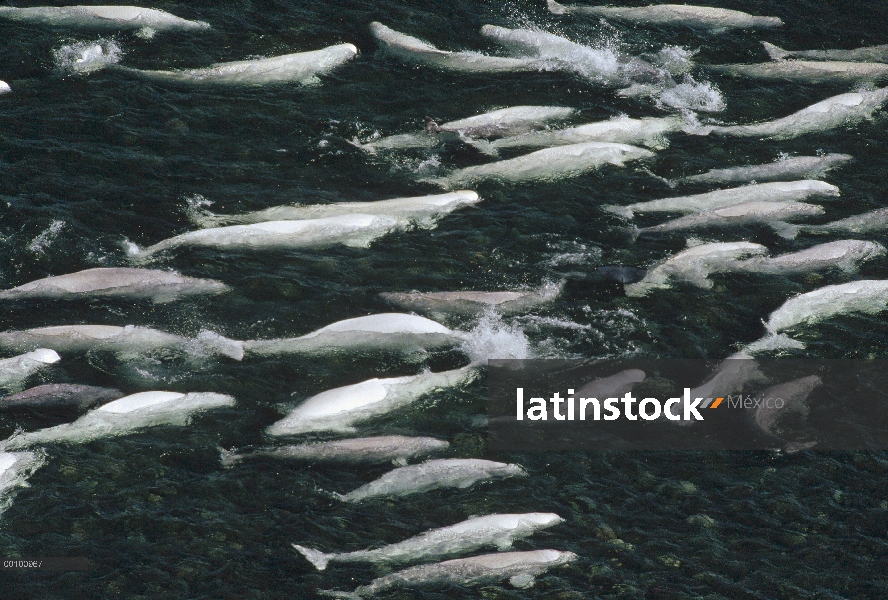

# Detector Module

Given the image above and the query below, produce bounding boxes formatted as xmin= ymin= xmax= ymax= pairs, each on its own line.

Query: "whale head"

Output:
xmin=520 ymin=512 xmax=565 ymax=529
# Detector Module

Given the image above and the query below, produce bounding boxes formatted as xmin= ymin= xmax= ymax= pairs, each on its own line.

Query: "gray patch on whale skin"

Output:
xmin=636 ymin=201 xmax=824 ymax=238
xmin=674 ymin=154 xmax=852 ymax=186
xmin=320 ymin=549 xmax=577 ymax=598
xmin=331 ymin=458 xmax=526 ymax=502
xmin=0 ymin=5 xmax=210 ymax=32
xmin=294 ymin=512 xmax=564 ymax=570
xmin=707 ymin=61 xmax=888 ymax=84
xmin=547 ymin=1 xmax=782 ymax=30
xmin=2 ymin=384 xmax=124 ymax=410
xmin=378 ymin=280 xmax=564 ymax=318
xmin=763 ymin=41 xmax=888 ymax=63
xmin=0 ymin=267 xmax=229 ymax=303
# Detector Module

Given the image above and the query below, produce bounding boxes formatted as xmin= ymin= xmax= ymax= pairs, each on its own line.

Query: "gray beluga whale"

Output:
xmin=369 ymin=22 xmax=542 ymax=73
xmin=635 ymin=202 xmax=824 ymax=238
xmin=2 ymin=391 xmax=235 ymax=450
xmin=547 ymin=0 xmax=783 ymax=30
xmin=320 ymin=549 xmax=577 ymax=598
xmin=242 ymin=313 xmax=467 ymax=356
xmin=126 ymin=214 xmax=406 ymax=262
xmin=266 ymin=366 xmax=478 ymax=436
xmin=379 ymin=280 xmax=564 ymax=319
xmin=674 ymin=154 xmax=852 ymax=186
xmin=294 ymin=512 xmax=564 ymax=571
xmin=220 ymin=436 xmax=448 ymax=468
xmin=0 ymin=450 xmax=45 ymax=516
xmin=426 ymin=142 xmax=654 ymax=188
xmin=624 ymin=242 xmax=768 ymax=296
xmin=763 ymin=41 xmax=888 ymax=64
xmin=0 ymin=325 xmax=244 ymax=361
xmin=705 ymin=87 xmax=888 ymax=139
xmin=110 ymin=44 xmax=357 ymax=85
xmin=744 ymin=280 xmax=888 ymax=354
xmin=667 ymin=353 xmax=765 ymax=427
xmin=0 ymin=5 xmax=210 ymax=34
xmin=751 ymin=375 xmax=821 ymax=445
xmin=0 ymin=349 xmax=61 ymax=393
xmin=0 ymin=267 xmax=229 ymax=303
xmin=707 ymin=61 xmax=888 ymax=84
xmin=472 ymin=115 xmax=685 ymax=155
xmin=776 ymin=208 xmax=888 ymax=240
xmin=2 ymin=384 xmax=123 ymax=410
xmin=188 ymin=191 xmax=480 ymax=229
xmin=605 ymin=180 xmax=840 ymax=219
xmin=356 ymin=106 xmax=577 ymax=153
xmin=735 ymin=240 xmax=886 ymax=275
xmin=330 ymin=458 xmax=526 ymax=502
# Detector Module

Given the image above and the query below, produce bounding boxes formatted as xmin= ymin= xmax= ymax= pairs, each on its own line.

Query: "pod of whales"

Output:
xmin=635 ymin=201 xmax=824 ymax=238
xmin=2 ymin=384 xmax=123 ymax=410
xmin=763 ymin=41 xmax=888 ymax=63
xmin=426 ymin=141 xmax=654 ymax=188
xmin=604 ymin=180 xmax=839 ymax=219
xmin=0 ymin=349 xmax=61 ymax=392
xmin=320 ymin=549 xmax=577 ymax=598
xmin=295 ymin=512 xmax=563 ymax=570
xmin=674 ymin=154 xmax=852 ymax=186
xmin=0 ymin=450 xmax=44 ymax=516
xmin=379 ymin=280 xmax=564 ymax=318
xmin=331 ymin=458 xmax=526 ymax=502
xmin=111 ymin=44 xmax=358 ymax=86
xmin=2 ymin=391 xmax=235 ymax=450
xmin=0 ymin=267 xmax=229 ymax=303
xmin=266 ymin=366 xmax=478 ymax=436
xmin=242 ymin=313 xmax=467 ymax=356
xmin=547 ymin=1 xmax=783 ymax=30
xmin=708 ymin=60 xmax=888 ymax=84
xmin=220 ymin=436 xmax=448 ymax=467
xmin=0 ymin=5 xmax=209 ymax=33
xmin=188 ymin=191 xmax=480 ymax=229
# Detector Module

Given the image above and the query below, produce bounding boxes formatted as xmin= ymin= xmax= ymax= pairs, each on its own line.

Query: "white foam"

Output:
xmin=54 ymin=39 xmax=123 ymax=74
xmin=656 ymin=75 xmax=725 ymax=113
xmin=461 ymin=312 xmax=530 ymax=361
xmin=28 ymin=220 xmax=65 ymax=254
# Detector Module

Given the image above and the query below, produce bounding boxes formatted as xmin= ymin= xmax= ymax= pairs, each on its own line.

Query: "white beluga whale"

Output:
xmin=0 ymin=6 xmax=210 ymax=34
xmin=674 ymin=154 xmax=852 ymax=186
xmin=0 ymin=325 xmax=244 ymax=360
xmin=763 ymin=41 xmax=888 ymax=63
xmin=220 ymin=436 xmax=448 ymax=468
xmin=675 ymin=354 xmax=764 ymax=428
xmin=635 ymin=202 xmax=824 ymax=238
xmin=127 ymin=214 xmax=406 ymax=262
xmin=776 ymin=208 xmax=888 ymax=239
xmin=624 ymin=242 xmax=768 ymax=296
xmin=242 ymin=313 xmax=467 ymax=356
xmin=547 ymin=1 xmax=783 ymax=30
xmin=705 ymin=87 xmax=888 ymax=139
xmin=2 ymin=384 xmax=123 ymax=410
xmin=0 ymin=81 xmax=10 ymax=95
xmin=576 ymin=368 xmax=646 ymax=398
xmin=188 ymin=191 xmax=479 ymax=229
xmin=0 ymin=267 xmax=229 ymax=303
xmin=330 ymin=458 xmax=526 ymax=502
xmin=379 ymin=280 xmax=564 ymax=319
xmin=2 ymin=391 xmax=235 ymax=450
xmin=604 ymin=180 xmax=839 ymax=219
xmin=0 ymin=349 xmax=61 ymax=393
xmin=425 ymin=142 xmax=654 ymax=188
xmin=471 ymin=115 xmax=685 ymax=155
xmin=751 ymin=375 xmax=821 ymax=447
xmin=707 ymin=60 xmax=888 ymax=84
xmin=266 ymin=366 xmax=478 ymax=436
xmin=356 ymin=106 xmax=577 ymax=153
xmin=109 ymin=44 xmax=357 ymax=85
xmin=294 ymin=512 xmax=563 ymax=571
xmin=370 ymin=22 xmax=542 ymax=73
xmin=735 ymin=240 xmax=886 ymax=275
xmin=320 ymin=549 xmax=577 ymax=598
xmin=0 ymin=450 xmax=45 ymax=516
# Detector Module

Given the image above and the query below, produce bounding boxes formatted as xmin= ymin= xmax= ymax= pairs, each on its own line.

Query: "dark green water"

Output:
xmin=1 ymin=1 xmax=888 ymax=598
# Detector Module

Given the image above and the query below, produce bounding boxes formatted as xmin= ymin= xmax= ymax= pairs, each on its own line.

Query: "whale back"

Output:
xmin=98 ymin=391 xmax=184 ymax=414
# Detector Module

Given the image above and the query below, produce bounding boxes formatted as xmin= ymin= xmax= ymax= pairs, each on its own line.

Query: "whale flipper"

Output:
xmin=762 ymin=41 xmax=789 ymax=60
xmin=597 ymin=265 xmax=648 ymax=284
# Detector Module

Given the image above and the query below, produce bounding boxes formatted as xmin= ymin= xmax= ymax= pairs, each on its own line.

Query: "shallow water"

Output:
xmin=1 ymin=0 xmax=888 ymax=598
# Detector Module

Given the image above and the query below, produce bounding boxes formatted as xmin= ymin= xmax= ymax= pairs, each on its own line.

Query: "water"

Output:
xmin=1 ymin=0 xmax=888 ymax=597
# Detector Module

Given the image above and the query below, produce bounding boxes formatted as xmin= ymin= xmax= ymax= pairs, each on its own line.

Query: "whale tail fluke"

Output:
xmin=602 ymin=204 xmax=634 ymax=219
xmin=547 ymin=0 xmax=568 ymax=15
xmin=463 ymin=138 xmax=499 ymax=157
xmin=292 ymin=544 xmax=332 ymax=571
xmin=425 ymin=117 xmax=442 ymax=133
xmin=597 ymin=265 xmax=648 ymax=285
xmin=762 ymin=41 xmax=789 ymax=60
xmin=770 ymin=221 xmax=801 ymax=240
xmin=218 ymin=446 xmax=245 ymax=468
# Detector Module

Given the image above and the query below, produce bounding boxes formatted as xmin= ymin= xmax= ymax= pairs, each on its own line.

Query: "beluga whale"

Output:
xmin=319 ymin=549 xmax=577 ymax=598
xmin=294 ymin=512 xmax=564 ymax=570
xmin=425 ymin=142 xmax=654 ymax=188
xmin=0 ymin=81 xmax=10 ymax=95
xmin=0 ymin=450 xmax=45 ymax=516
xmin=188 ymin=191 xmax=480 ymax=229
xmin=242 ymin=313 xmax=468 ymax=357
xmin=370 ymin=22 xmax=542 ymax=73
xmin=748 ymin=375 xmax=821 ymax=451
xmin=0 ymin=6 xmax=210 ymax=36
xmin=2 ymin=391 xmax=235 ymax=449
xmin=0 ymin=267 xmax=229 ymax=303
xmin=547 ymin=1 xmax=783 ymax=30
xmin=734 ymin=240 xmax=886 ymax=275
xmin=634 ymin=202 xmax=824 ymax=238
xmin=0 ymin=349 xmax=61 ymax=393
xmin=776 ymin=207 xmax=888 ymax=239
xmin=763 ymin=41 xmax=888 ymax=64
xmin=1 ymin=384 xmax=124 ymax=411
xmin=126 ymin=214 xmax=406 ymax=262
xmin=707 ymin=60 xmax=888 ymax=84
xmin=379 ymin=280 xmax=564 ymax=319
xmin=704 ymin=87 xmax=888 ymax=139
xmin=673 ymin=154 xmax=852 ymax=186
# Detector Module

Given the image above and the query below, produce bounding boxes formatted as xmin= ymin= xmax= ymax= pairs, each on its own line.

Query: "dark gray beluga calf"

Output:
xmin=1 ymin=384 xmax=123 ymax=410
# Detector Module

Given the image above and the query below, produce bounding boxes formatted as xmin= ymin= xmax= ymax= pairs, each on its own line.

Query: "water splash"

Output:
xmin=28 ymin=220 xmax=65 ymax=254
xmin=656 ymin=75 xmax=726 ymax=113
xmin=54 ymin=39 xmax=123 ymax=74
xmin=461 ymin=312 xmax=531 ymax=361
